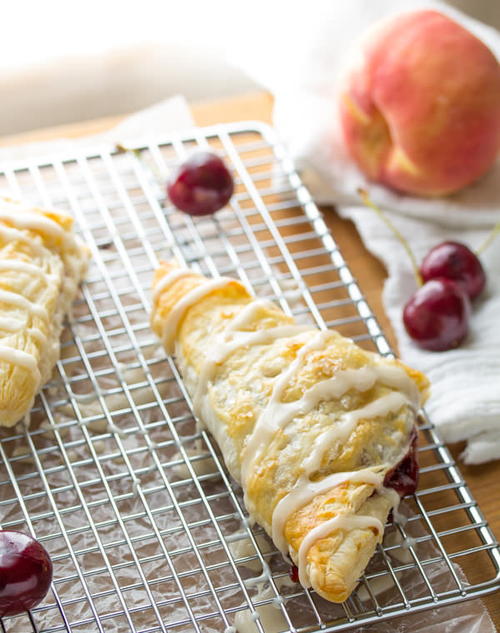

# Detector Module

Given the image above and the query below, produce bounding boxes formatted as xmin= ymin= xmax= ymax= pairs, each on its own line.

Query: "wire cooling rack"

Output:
xmin=0 ymin=122 xmax=498 ymax=633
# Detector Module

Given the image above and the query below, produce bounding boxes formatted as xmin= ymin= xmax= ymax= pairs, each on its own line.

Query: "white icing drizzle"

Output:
xmin=132 ymin=477 xmax=141 ymax=495
xmin=0 ymin=225 xmax=46 ymax=256
xmin=0 ymin=316 xmax=25 ymax=332
xmin=270 ymin=393 xmax=408 ymax=570
xmin=0 ymin=208 xmax=65 ymax=240
xmin=224 ymin=299 xmax=276 ymax=333
xmin=0 ymin=345 xmax=39 ymax=377
xmin=28 ymin=327 xmax=45 ymax=344
xmin=0 ymin=289 xmax=48 ymax=320
xmin=154 ymin=273 xmax=419 ymax=591
xmin=243 ymin=555 xmax=273 ymax=588
xmin=192 ymin=325 xmax=309 ymax=412
xmin=240 ymin=331 xmax=331 ymax=485
xmin=161 ymin=277 xmax=236 ymax=353
xmin=0 ymin=205 xmax=79 ymax=385
xmin=342 ymin=391 xmax=409 ymax=435
xmin=302 ymin=391 xmax=409 ymax=477
xmin=403 ymin=536 xmax=416 ymax=548
xmin=0 ymin=259 xmax=57 ymax=283
xmin=272 ymin=468 xmax=384 ymax=553
xmin=269 ymin=394 xmax=408 ymax=568
xmin=241 ymin=364 xmax=412 ymax=488
xmin=192 ymin=298 xmax=290 ymax=410
xmin=0 ymin=206 xmax=78 ymax=259
xmin=372 ymin=364 xmax=419 ymax=408
xmin=107 ymin=420 xmax=128 ymax=437
xmin=392 ymin=502 xmax=408 ymax=526
xmin=380 ymin=486 xmax=402 ymax=514
xmin=298 ymin=514 xmax=384 ymax=587
xmin=152 ymin=268 xmax=194 ymax=302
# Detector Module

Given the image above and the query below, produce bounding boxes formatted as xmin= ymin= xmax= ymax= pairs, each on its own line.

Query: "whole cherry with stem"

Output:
xmin=420 ymin=241 xmax=486 ymax=300
xmin=358 ymin=189 xmax=499 ymax=352
xmin=402 ymin=278 xmax=471 ymax=351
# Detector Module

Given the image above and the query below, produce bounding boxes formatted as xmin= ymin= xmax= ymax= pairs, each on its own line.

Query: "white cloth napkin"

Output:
xmin=232 ymin=0 xmax=500 ymax=465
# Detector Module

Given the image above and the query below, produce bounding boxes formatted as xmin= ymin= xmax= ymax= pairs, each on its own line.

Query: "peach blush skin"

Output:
xmin=339 ymin=10 xmax=500 ymax=197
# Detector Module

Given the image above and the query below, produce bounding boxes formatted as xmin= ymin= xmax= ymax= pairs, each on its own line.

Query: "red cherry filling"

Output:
xmin=384 ymin=428 xmax=419 ymax=497
xmin=289 ymin=564 xmax=299 ymax=583
xmin=167 ymin=151 xmax=234 ymax=216
xmin=0 ymin=531 xmax=53 ymax=617
xmin=287 ymin=432 xmax=418 ymax=582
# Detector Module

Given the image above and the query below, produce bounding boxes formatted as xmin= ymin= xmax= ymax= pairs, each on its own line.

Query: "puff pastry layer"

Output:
xmin=0 ymin=198 xmax=88 ymax=427
xmin=151 ymin=262 xmax=429 ymax=602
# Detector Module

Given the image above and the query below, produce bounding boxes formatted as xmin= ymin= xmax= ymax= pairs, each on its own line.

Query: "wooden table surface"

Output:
xmin=2 ymin=90 xmax=499 ymax=627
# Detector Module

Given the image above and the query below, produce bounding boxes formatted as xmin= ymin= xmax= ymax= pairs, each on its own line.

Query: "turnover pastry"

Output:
xmin=0 ymin=198 xmax=88 ymax=427
xmin=150 ymin=262 xmax=429 ymax=602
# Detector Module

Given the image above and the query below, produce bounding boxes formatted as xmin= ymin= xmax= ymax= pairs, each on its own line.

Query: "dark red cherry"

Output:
xmin=403 ymin=278 xmax=471 ymax=351
xmin=167 ymin=151 xmax=234 ymax=216
xmin=420 ymin=241 xmax=486 ymax=300
xmin=384 ymin=428 xmax=419 ymax=497
xmin=289 ymin=564 xmax=299 ymax=583
xmin=0 ymin=531 xmax=53 ymax=617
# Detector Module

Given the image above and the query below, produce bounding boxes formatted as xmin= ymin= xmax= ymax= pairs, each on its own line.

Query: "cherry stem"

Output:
xmin=115 ymin=143 xmax=142 ymax=160
xmin=115 ymin=143 xmax=166 ymax=181
xmin=358 ymin=188 xmax=423 ymax=287
xmin=476 ymin=220 xmax=500 ymax=256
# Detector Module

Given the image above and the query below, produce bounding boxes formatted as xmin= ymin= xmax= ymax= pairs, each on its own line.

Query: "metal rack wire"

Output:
xmin=0 ymin=122 xmax=498 ymax=633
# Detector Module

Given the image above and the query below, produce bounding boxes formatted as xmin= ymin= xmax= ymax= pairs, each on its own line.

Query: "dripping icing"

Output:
xmin=271 ymin=468 xmax=384 ymax=553
xmin=0 ymin=225 xmax=46 ymax=256
xmin=0 ymin=208 xmax=66 ymax=240
xmin=192 ymin=324 xmax=309 ymax=412
xmin=0 ymin=259 xmax=57 ymax=283
xmin=0 ymin=345 xmax=39 ymax=378
xmin=223 ymin=298 xmax=276 ymax=333
xmin=157 ymin=273 xmax=419 ymax=590
xmin=240 ymin=330 xmax=331 ymax=486
xmin=152 ymin=268 xmax=194 ymax=302
xmin=0 ymin=317 xmax=25 ymax=332
xmin=297 ymin=514 xmax=384 ymax=587
xmin=192 ymin=298 xmax=293 ymax=410
xmin=301 ymin=391 xmax=410 ymax=478
xmin=161 ymin=277 xmax=237 ymax=353
xmin=0 ymin=289 xmax=48 ymax=320
xmin=240 ymin=364 xmax=413 ymax=489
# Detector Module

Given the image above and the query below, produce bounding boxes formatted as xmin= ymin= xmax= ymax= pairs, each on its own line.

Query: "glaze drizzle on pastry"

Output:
xmin=151 ymin=263 xmax=428 ymax=601
xmin=160 ymin=276 xmax=236 ymax=353
xmin=0 ymin=198 xmax=88 ymax=426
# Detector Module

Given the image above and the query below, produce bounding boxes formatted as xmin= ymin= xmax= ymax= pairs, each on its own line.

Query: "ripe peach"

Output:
xmin=339 ymin=10 xmax=500 ymax=197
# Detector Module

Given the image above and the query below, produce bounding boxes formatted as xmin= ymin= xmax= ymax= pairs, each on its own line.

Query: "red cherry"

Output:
xmin=420 ymin=241 xmax=486 ymax=300
xmin=167 ymin=151 xmax=234 ymax=216
xmin=403 ymin=278 xmax=471 ymax=351
xmin=0 ymin=531 xmax=53 ymax=617
xmin=289 ymin=564 xmax=299 ymax=583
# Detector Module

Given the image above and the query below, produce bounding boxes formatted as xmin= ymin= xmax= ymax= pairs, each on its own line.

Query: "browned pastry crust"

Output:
xmin=151 ymin=261 xmax=429 ymax=602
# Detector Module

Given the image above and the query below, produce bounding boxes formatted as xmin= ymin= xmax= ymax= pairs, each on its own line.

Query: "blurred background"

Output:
xmin=2 ymin=0 xmax=499 ymax=137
